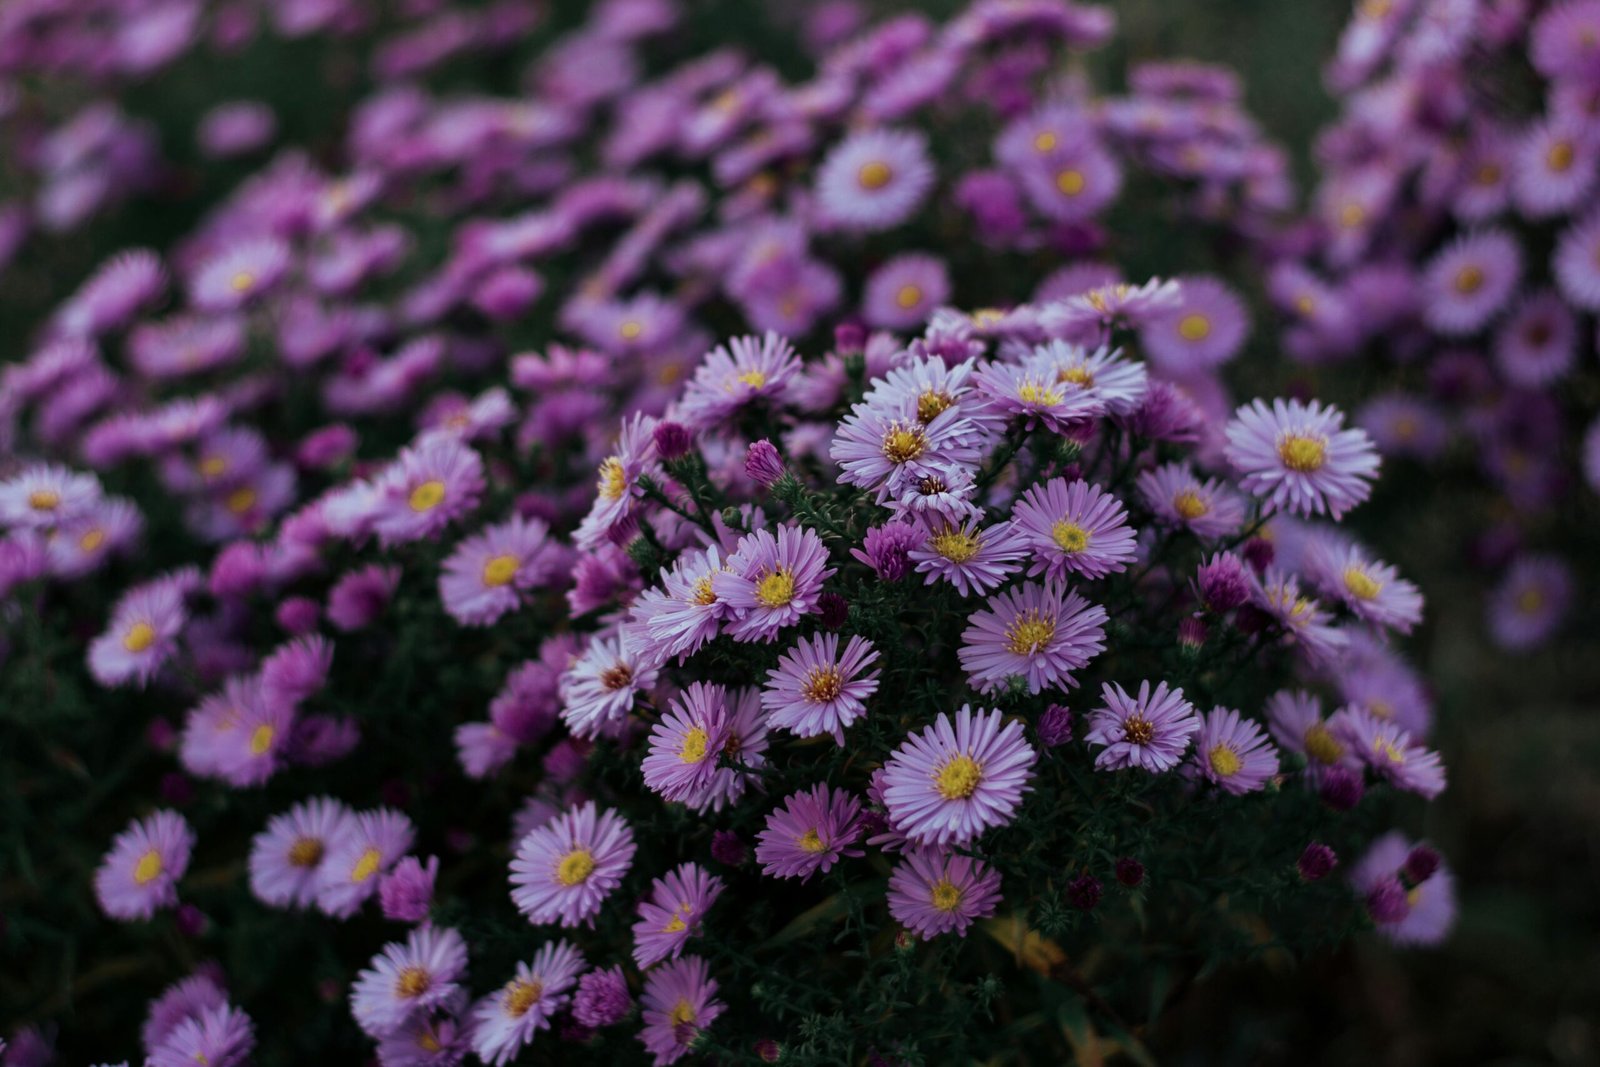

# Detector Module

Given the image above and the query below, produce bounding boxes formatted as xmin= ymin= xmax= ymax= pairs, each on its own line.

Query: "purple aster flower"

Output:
xmin=372 ymin=438 xmax=486 ymax=546
xmin=1047 ymin=278 xmax=1184 ymax=333
xmin=814 ymin=127 xmax=934 ymax=231
xmin=1224 ymin=398 xmax=1379 ymax=518
xmin=248 ymin=796 xmax=354 ymax=909
xmin=376 ymin=1014 xmax=469 ymax=1066
xmin=744 ymin=439 xmax=786 ymax=488
xmin=958 ymin=579 xmax=1108 ymax=694
xmin=94 ymin=809 xmax=194 ymax=921
xmin=628 ymin=545 xmax=731 ymax=666
xmin=632 ymin=862 xmax=725 ymax=968
xmin=711 ymin=525 xmax=835 ymax=642
xmin=1335 ymin=707 xmax=1447 ymax=799
xmin=147 ymin=1004 xmax=254 ymax=1067
xmin=260 ymin=634 xmax=333 ymax=706
xmin=1493 ymin=289 xmax=1577 ymax=388
xmin=761 ymin=633 xmax=880 ymax=744
xmin=1196 ymin=552 xmax=1252 ymax=612
xmin=862 ymin=253 xmax=950 ymax=329
xmin=1532 ymin=0 xmax=1600 ymax=79
xmin=908 ymin=517 xmax=1028 ymax=597
xmin=380 ymin=856 xmax=439 ymax=923
xmin=1254 ymin=568 xmax=1348 ymax=664
xmin=55 ymin=249 xmax=166 ymax=337
xmin=560 ymin=630 xmax=659 ymax=740
xmin=1265 ymin=690 xmax=1357 ymax=780
xmin=1186 ymin=707 xmax=1280 ymax=795
xmin=198 ymin=100 xmax=277 ymax=158
xmin=574 ymin=412 xmax=659 ymax=550
xmin=327 ymin=563 xmax=400 ymax=632
xmin=1136 ymin=462 xmax=1247 ymax=540
xmin=1011 ymin=478 xmax=1139 ymax=580
xmin=676 ymin=332 xmax=799 ymax=428
xmin=1138 ymin=275 xmax=1249 ymax=378
xmin=350 ymin=924 xmax=469 ymax=1038
xmin=142 ymin=970 xmax=228 ymax=1052
xmin=439 ymin=514 xmax=556 ymax=626
xmin=510 ymin=801 xmax=636 ymax=927
xmin=1306 ymin=540 xmax=1423 ymax=633
xmin=642 ymin=682 xmax=736 ymax=807
xmin=851 ymin=520 xmax=924 ymax=582
xmin=188 ymin=235 xmax=291 ymax=312
xmin=1038 ymin=704 xmax=1074 ymax=747
xmin=1084 ymin=680 xmax=1200 ymax=773
xmin=316 ymin=808 xmax=416 ymax=919
xmin=638 ymin=955 xmax=725 ymax=1066
xmin=87 ymin=571 xmax=192 ymax=687
xmin=1511 ymin=115 xmax=1597 ymax=218
xmin=1351 ymin=832 xmax=1457 ymax=946
xmin=1420 ymin=229 xmax=1522 ymax=336
xmin=1025 ymin=341 xmax=1149 ymax=416
xmin=1298 ymin=842 xmax=1338 ymax=882
xmin=573 ymin=965 xmax=633 ymax=1028
xmin=470 ymin=940 xmax=586 ymax=1065
xmin=1553 ymin=207 xmax=1600 ymax=310
xmin=971 ymin=356 xmax=1103 ymax=433
xmin=880 ymin=705 xmax=1037 ymax=847
xmin=755 ymin=783 xmax=866 ymax=881
xmin=831 ymin=401 xmax=984 ymax=504
xmin=886 ymin=847 xmax=1003 ymax=939
xmin=45 ymin=496 xmax=143 ymax=579
xmin=1355 ymin=393 xmax=1451 ymax=461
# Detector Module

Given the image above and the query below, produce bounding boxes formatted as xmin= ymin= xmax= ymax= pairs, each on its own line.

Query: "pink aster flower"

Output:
xmin=94 ymin=809 xmax=194 ymax=921
xmin=642 ymin=682 xmax=735 ymax=806
xmin=1265 ymin=690 xmax=1358 ymax=780
xmin=830 ymin=402 xmax=984 ymax=504
xmin=1254 ymin=568 xmax=1348 ymax=664
xmin=1419 ymin=229 xmax=1522 ymax=336
xmin=761 ymin=633 xmax=880 ymax=744
xmin=627 ymin=544 xmax=732 ymax=667
xmin=957 ymin=579 xmax=1108 ymax=694
xmin=1488 ymin=554 xmax=1573 ymax=650
xmin=1335 ymin=707 xmax=1447 ymax=799
xmin=632 ymin=862 xmax=725 ymax=968
xmin=1224 ymin=398 xmax=1379 ymax=518
xmin=1138 ymin=274 xmax=1249 ymax=378
xmin=1493 ymin=288 xmax=1577 ymax=388
xmin=1351 ymin=832 xmax=1457 ymax=946
xmin=908 ymin=517 xmax=1028 ymax=596
xmin=1136 ymin=462 xmax=1247 ymax=540
xmin=1305 ymin=540 xmax=1423 ymax=633
xmin=439 ymin=514 xmax=556 ymax=626
xmin=862 ymin=253 xmax=950 ymax=330
xmin=814 ymin=127 xmax=934 ymax=231
xmin=1011 ymin=478 xmax=1139 ymax=580
xmin=638 ymin=955 xmax=725 ymax=1066
xmin=147 ymin=1003 xmax=255 ymax=1067
xmin=350 ymin=924 xmax=469 ymax=1038
xmin=879 ymin=706 xmax=1037 ymax=847
xmin=573 ymin=965 xmax=634 ymax=1028
xmin=1024 ymin=341 xmax=1149 ymax=416
xmin=1084 ymin=680 xmax=1200 ymax=773
xmin=886 ymin=847 xmax=1003 ymax=939
xmin=676 ymin=332 xmax=799 ymax=429
xmin=510 ymin=801 xmax=636 ymax=927
xmin=470 ymin=940 xmax=586 ymax=1065
xmin=1511 ymin=115 xmax=1597 ymax=218
xmin=971 ymin=357 xmax=1103 ymax=433
xmin=372 ymin=437 xmax=486 ymax=546
xmin=188 ymin=235 xmax=291 ymax=312
xmin=46 ymin=496 xmax=143 ymax=579
xmin=755 ymin=783 xmax=866 ymax=881
xmin=574 ymin=412 xmax=660 ymax=550
xmin=712 ymin=525 xmax=835 ymax=642
xmin=0 ymin=462 xmax=101 ymax=528
xmin=88 ymin=576 xmax=189 ymax=688
xmin=1186 ymin=707 xmax=1280 ymax=795
xmin=316 ymin=808 xmax=416 ymax=919
xmin=1553 ymin=206 xmax=1600 ymax=311
xmin=560 ymin=630 xmax=659 ymax=740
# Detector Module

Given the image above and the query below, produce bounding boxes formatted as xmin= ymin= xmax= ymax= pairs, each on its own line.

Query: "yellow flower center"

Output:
xmin=735 ymin=369 xmax=768 ymax=388
xmin=679 ymin=726 xmax=711 ymax=764
xmin=1208 ymin=744 xmax=1242 ymax=778
xmin=1547 ymin=139 xmax=1576 ymax=172
xmin=1016 ymin=378 xmax=1063 ymax=406
xmin=1277 ymin=434 xmax=1327 ymax=472
xmin=881 ymin=423 xmax=926 ymax=464
xmin=351 ymin=847 xmax=383 ymax=883
xmin=1453 ymin=264 xmax=1485 ymax=294
xmin=931 ymin=878 xmax=962 ymax=911
xmin=797 ymin=828 xmax=828 ymax=853
xmin=858 ymin=160 xmax=892 ymax=189
xmin=1304 ymin=723 xmax=1345 ymax=765
xmin=482 ymin=554 xmax=519 ymax=587
xmin=755 ymin=567 xmax=796 ymax=608
xmin=198 ymin=455 xmax=228 ymax=478
xmin=79 ymin=528 xmax=106 ymax=552
xmin=249 ymin=724 xmax=275 ymax=756
xmin=1057 ymin=365 xmax=1095 ymax=388
xmin=1372 ymin=737 xmax=1405 ymax=765
xmin=226 ymin=487 xmax=257 ymax=515
xmin=935 ymin=755 xmax=983 ymax=800
xmin=1343 ymin=566 xmax=1382 ymax=600
xmin=895 ymin=284 xmax=923 ymax=309
xmin=287 ymin=836 xmax=324 ymax=867
xmin=929 ymin=527 xmax=980 ymax=564
xmin=619 ymin=320 xmax=644 ymax=341
xmin=1295 ymin=293 xmax=1316 ymax=315
xmin=504 ymin=978 xmax=544 ymax=1018
xmin=28 ymin=489 xmax=60 ymax=511
xmin=557 ymin=847 xmax=597 ymax=886
xmin=408 ymin=479 xmax=446 ymax=512
xmin=1033 ymin=131 xmax=1058 ymax=153
xmin=1123 ymin=715 xmax=1155 ymax=746
xmin=123 ymin=621 xmax=157 ymax=653
xmin=801 ymin=666 xmax=844 ymax=703
xmin=229 ymin=270 xmax=256 ymax=293
xmin=1051 ymin=521 xmax=1089 ymax=553
xmin=1178 ymin=313 xmax=1212 ymax=341
xmin=1055 ymin=168 xmax=1087 ymax=196
xmin=396 ymin=966 xmax=431 ymax=999
xmin=1474 ymin=161 xmax=1502 ymax=185
xmin=692 ymin=575 xmax=718 ymax=606
xmin=1517 ymin=588 xmax=1543 ymax=614
xmin=670 ymin=998 xmax=697 ymax=1030
xmin=133 ymin=849 xmax=163 ymax=885
xmin=1173 ymin=490 xmax=1209 ymax=520
xmin=1004 ymin=609 xmax=1057 ymax=655
xmin=418 ymin=1030 xmax=443 ymax=1053
xmin=597 ymin=456 xmax=627 ymax=501
xmin=1339 ymin=202 xmax=1366 ymax=228
xmin=916 ymin=390 xmax=953 ymax=422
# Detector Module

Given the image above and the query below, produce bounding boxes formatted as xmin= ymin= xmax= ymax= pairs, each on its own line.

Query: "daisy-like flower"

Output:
xmin=712 ymin=525 xmax=835 ymax=642
xmin=188 ymin=235 xmax=291 ymax=312
xmin=638 ymin=955 xmax=726 ymax=1066
xmin=470 ymin=940 xmax=586 ymax=1066
xmin=957 ymin=579 xmax=1108 ymax=694
xmin=676 ymin=332 xmax=799 ymax=428
xmin=147 ymin=1003 xmax=255 ymax=1067
xmin=1306 ymin=540 xmax=1423 ymax=633
xmin=907 ymin=517 xmax=1028 ymax=596
xmin=1011 ymin=478 xmax=1138 ymax=580
xmin=1136 ymin=462 xmax=1246 ymax=539
xmin=376 ymin=1014 xmax=469 ymax=1066
xmin=510 ymin=801 xmax=636 ymax=927
xmin=814 ymin=127 xmax=935 ymax=231
xmin=1186 ymin=707 xmax=1280 ymax=795
xmin=1084 ymin=680 xmax=1200 ymax=772
xmin=560 ymin=630 xmax=659 ymax=740
xmin=1335 ymin=707 xmax=1447 ymax=799
xmin=574 ymin=412 xmax=659 ymax=550
xmin=1017 ymin=132 xmax=1122 ymax=222
xmin=628 ymin=544 xmax=731 ymax=667
xmin=371 ymin=437 xmax=486 ymax=546
xmin=88 ymin=576 xmax=189 ymax=688
xmin=831 ymin=401 xmax=984 ymax=503
xmin=1511 ymin=115 xmax=1597 ymax=218
xmin=886 ymin=847 xmax=1003 ymax=939
xmin=1493 ymin=289 xmax=1577 ymax=388
xmin=632 ymin=862 xmax=724 ymax=968
xmin=642 ymin=682 xmax=734 ymax=806
xmin=761 ymin=633 xmax=880 ymax=744
xmin=438 ymin=514 xmax=555 ymax=626
xmin=1139 ymin=274 xmax=1249 ymax=377
xmin=1419 ymin=229 xmax=1522 ymax=335
xmin=1265 ymin=690 xmax=1358 ymax=779
xmin=350 ymin=925 xmax=469 ymax=1038
xmin=0 ymin=462 xmax=101 ymax=528
xmin=1024 ymin=341 xmax=1148 ymax=416
xmin=1224 ymin=398 xmax=1379 ymax=518
xmin=248 ymin=797 xmax=355 ymax=909
xmin=1254 ymin=568 xmax=1348 ymax=663
xmin=94 ymin=809 xmax=194 ymax=920
xmin=46 ymin=496 xmax=141 ymax=579
xmin=879 ymin=705 xmax=1037 ymax=847
xmin=1488 ymin=554 xmax=1573 ymax=650
xmin=55 ymin=247 xmax=166 ymax=337
xmin=971 ymin=356 xmax=1103 ymax=432
xmin=1350 ymin=832 xmax=1458 ymax=946
xmin=316 ymin=809 xmax=416 ymax=919
xmin=863 ymin=253 xmax=950 ymax=330
xmin=1046 ymin=277 xmax=1184 ymax=333
xmin=697 ymin=686 xmax=770 ymax=813
xmin=755 ymin=783 xmax=866 ymax=881
xmin=129 ymin=315 xmax=247 ymax=378
xmin=1553 ymin=207 xmax=1600 ymax=311
xmin=1356 ymin=393 xmax=1450 ymax=461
